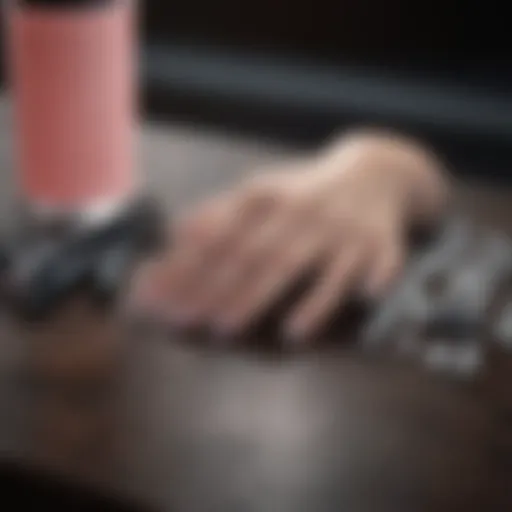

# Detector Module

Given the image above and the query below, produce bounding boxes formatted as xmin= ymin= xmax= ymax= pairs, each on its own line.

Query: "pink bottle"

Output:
xmin=6 ymin=0 xmax=137 ymax=223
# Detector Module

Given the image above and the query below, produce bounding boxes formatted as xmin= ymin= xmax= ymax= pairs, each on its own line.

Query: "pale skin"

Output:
xmin=130 ymin=130 xmax=449 ymax=343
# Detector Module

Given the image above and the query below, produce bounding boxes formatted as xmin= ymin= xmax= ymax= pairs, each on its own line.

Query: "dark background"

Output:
xmin=141 ymin=0 xmax=512 ymax=180
xmin=2 ymin=1 xmax=512 ymax=179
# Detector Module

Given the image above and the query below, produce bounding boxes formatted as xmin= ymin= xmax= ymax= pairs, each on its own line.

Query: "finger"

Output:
xmin=173 ymin=192 xmax=236 ymax=257
xmin=161 ymin=196 xmax=244 ymax=319
xmin=166 ymin=175 xmax=292 ymax=320
xmin=128 ymin=200 xmax=225 ymax=309
xmin=212 ymin=204 xmax=354 ymax=336
xmin=166 ymin=178 xmax=284 ymax=314
xmin=167 ymin=215 xmax=285 ymax=327
xmin=184 ymin=212 xmax=291 ymax=320
xmin=126 ymin=257 xmax=175 ymax=316
xmin=181 ymin=176 xmax=282 ymax=254
xmin=212 ymin=226 xmax=329 ymax=336
xmin=365 ymin=236 xmax=404 ymax=297
xmin=283 ymin=243 xmax=365 ymax=343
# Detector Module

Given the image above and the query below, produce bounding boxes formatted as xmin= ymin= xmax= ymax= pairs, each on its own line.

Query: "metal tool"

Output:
xmin=0 ymin=198 xmax=163 ymax=318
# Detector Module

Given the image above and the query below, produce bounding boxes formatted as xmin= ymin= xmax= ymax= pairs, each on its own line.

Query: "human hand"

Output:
xmin=130 ymin=131 xmax=448 ymax=343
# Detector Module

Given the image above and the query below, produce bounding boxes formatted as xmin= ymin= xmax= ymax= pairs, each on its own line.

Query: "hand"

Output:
xmin=130 ymin=131 xmax=448 ymax=344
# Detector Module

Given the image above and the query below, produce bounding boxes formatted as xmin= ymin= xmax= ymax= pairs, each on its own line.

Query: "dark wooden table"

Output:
xmin=1 ymin=98 xmax=512 ymax=512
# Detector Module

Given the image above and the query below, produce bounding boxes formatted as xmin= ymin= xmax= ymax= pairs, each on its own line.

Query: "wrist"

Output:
xmin=320 ymin=129 xmax=450 ymax=227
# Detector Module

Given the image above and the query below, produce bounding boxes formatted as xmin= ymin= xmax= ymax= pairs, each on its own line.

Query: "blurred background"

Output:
xmin=140 ymin=0 xmax=512 ymax=181
xmin=1 ymin=1 xmax=512 ymax=177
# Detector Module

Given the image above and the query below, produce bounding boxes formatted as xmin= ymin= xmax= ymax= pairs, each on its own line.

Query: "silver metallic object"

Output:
xmin=362 ymin=218 xmax=512 ymax=378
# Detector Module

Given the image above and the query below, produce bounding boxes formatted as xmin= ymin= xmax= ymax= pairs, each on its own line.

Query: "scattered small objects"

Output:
xmin=362 ymin=217 xmax=473 ymax=351
xmin=0 ymin=198 xmax=163 ymax=318
xmin=423 ymin=340 xmax=484 ymax=378
xmin=363 ymin=217 xmax=512 ymax=378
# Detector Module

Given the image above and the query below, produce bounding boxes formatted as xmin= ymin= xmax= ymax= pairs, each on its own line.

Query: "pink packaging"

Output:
xmin=7 ymin=0 xmax=136 ymax=211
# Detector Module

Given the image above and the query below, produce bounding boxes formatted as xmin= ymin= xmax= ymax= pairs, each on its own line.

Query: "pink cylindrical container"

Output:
xmin=6 ymin=0 xmax=137 ymax=220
